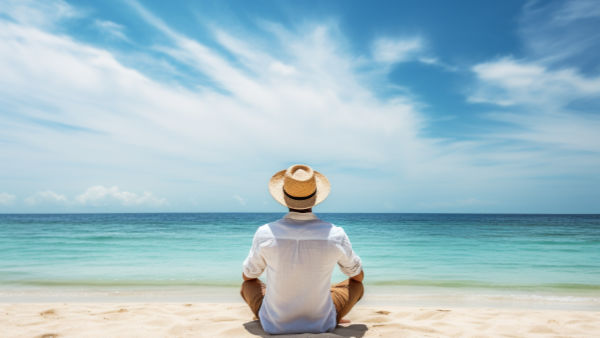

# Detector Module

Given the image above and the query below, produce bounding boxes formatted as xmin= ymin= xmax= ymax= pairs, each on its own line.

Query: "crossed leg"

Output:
xmin=330 ymin=279 xmax=364 ymax=323
xmin=240 ymin=278 xmax=364 ymax=324
xmin=240 ymin=279 xmax=266 ymax=318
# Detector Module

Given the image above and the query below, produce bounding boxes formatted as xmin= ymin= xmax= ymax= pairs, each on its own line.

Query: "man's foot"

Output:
xmin=339 ymin=318 xmax=351 ymax=324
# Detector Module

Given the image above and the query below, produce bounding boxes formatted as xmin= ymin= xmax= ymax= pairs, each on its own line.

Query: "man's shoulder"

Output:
xmin=255 ymin=223 xmax=274 ymax=237
xmin=261 ymin=217 xmax=347 ymax=240
xmin=328 ymin=223 xmax=348 ymax=239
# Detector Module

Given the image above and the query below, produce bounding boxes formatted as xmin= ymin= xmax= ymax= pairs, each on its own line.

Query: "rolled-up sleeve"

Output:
xmin=242 ymin=230 xmax=267 ymax=279
xmin=337 ymin=230 xmax=362 ymax=277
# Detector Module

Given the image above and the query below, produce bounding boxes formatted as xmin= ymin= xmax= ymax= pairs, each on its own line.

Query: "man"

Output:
xmin=241 ymin=164 xmax=364 ymax=334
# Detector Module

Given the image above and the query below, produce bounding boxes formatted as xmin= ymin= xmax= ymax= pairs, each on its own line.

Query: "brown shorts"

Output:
xmin=240 ymin=278 xmax=364 ymax=324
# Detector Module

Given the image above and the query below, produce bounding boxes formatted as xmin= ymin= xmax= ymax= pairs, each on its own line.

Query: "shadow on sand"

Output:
xmin=243 ymin=320 xmax=368 ymax=337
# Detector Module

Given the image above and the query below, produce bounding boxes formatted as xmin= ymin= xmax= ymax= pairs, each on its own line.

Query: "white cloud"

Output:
xmin=25 ymin=190 xmax=68 ymax=205
xmin=0 ymin=0 xmax=79 ymax=28
xmin=418 ymin=57 xmax=458 ymax=71
xmin=269 ymin=61 xmax=296 ymax=76
xmin=553 ymin=0 xmax=600 ymax=23
xmin=371 ymin=37 xmax=453 ymax=70
xmin=465 ymin=1 xmax=600 ymax=175
xmin=469 ymin=59 xmax=600 ymax=154
xmin=76 ymin=186 xmax=167 ymax=206
xmin=0 ymin=192 xmax=16 ymax=206
xmin=0 ymin=3 xmax=429 ymax=170
xmin=94 ymin=19 xmax=128 ymax=41
xmin=519 ymin=0 xmax=600 ymax=69
xmin=470 ymin=57 xmax=600 ymax=107
xmin=0 ymin=8 xmax=459 ymax=211
xmin=486 ymin=111 xmax=600 ymax=153
xmin=233 ymin=194 xmax=246 ymax=206
xmin=372 ymin=37 xmax=423 ymax=64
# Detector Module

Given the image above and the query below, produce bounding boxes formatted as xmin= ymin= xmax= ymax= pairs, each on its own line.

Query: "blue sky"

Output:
xmin=0 ymin=0 xmax=599 ymax=213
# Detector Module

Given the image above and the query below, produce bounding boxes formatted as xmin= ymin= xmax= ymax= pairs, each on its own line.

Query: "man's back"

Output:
xmin=243 ymin=212 xmax=362 ymax=334
xmin=241 ymin=164 xmax=363 ymax=334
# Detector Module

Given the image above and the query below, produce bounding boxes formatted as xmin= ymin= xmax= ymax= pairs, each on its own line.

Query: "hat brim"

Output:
xmin=268 ymin=169 xmax=330 ymax=209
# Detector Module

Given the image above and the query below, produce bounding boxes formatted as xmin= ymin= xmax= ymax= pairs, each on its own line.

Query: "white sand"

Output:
xmin=1 ymin=303 xmax=599 ymax=337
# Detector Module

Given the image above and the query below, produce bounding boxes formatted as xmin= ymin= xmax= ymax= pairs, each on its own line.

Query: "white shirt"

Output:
xmin=242 ymin=212 xmax=362 ymax=334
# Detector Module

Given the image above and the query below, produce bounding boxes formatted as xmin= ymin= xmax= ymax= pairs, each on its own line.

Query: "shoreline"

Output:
xmin=2 ymin=285 xmax=598 ymax=311
xmin=2 ymin=303 xmax=599 ymax=337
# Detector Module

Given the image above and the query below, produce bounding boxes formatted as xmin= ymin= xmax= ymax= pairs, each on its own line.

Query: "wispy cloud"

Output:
xmin=519 ymin=0 xmax=600 ymax=69
xmin=0 ymin=193 xmax=16 ymax=206
xmin=553 ymin=0 xmax=600 ymax=22
xmin=0 ymin=0 xmax=79 ymax=28
xmin=76 ymin=186 xmax=167 ymax=207
xmin=233 ymin=194 xmax=246 ymax=206
xmin=464 ymin=0 xmax=600 ymax=190
xmin=25 ymin=190 xmax=68 ymax=205
xmin=372 ymin=37 xmax=423 ymax=64
xmin=7 ymin=186 xmax=167 ymax=209
xmin=94 ymin=19 xmax=128 ymax=41
xmin=417 ymin=57 xmax=458 ymax=71
xmin=468 ymin=1 xmax=600 ymax=156
xmin=371 ymin=36 xmax=455 ymax=71
xmin=470 ymin=57 xmax=600 ymax=108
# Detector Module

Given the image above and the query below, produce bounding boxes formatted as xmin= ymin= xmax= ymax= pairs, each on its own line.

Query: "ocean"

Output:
xmin=1 ymin=213 xmax=599 ymax=309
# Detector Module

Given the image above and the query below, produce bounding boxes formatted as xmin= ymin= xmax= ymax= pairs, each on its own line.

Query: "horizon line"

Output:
xmin=1 ymin=212 xmax=599 ymax=216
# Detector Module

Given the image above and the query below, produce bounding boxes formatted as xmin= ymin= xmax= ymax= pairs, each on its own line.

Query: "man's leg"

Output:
xmin=240 ymin=279 xmax=266 ymax=318
xmin=330 ymin=279 xmax=364 ymax=324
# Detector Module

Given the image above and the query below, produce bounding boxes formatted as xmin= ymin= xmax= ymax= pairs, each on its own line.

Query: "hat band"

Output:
xmin=283 ymin=188 xmax=316 ymax=200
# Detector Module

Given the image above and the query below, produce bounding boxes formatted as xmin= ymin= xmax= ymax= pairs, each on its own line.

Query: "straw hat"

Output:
xmin=269 ymin=164 xmax=330 ymax=210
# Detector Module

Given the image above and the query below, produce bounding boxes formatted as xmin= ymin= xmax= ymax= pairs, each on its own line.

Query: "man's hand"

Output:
xmin=350 ymin=270 xmax=364 ymax=282
xmin=242 ymin=272 xmax=257 ymax=281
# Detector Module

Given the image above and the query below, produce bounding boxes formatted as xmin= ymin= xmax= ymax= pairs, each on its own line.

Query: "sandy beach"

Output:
xmin=2 ymin=302 xmax=599 ymax=337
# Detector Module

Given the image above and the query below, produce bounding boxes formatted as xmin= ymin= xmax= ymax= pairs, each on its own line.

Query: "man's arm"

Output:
xmin=242 ymin=228 xmax=267 ymax=280
xmin=350 ymin=269 xmax=364 ymax=282
xmin=337 ymin=229 xmax=363 ymax=279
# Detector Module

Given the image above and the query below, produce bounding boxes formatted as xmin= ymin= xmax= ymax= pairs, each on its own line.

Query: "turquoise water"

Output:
xmin=0 ymin=213 xmax=599 ymax=300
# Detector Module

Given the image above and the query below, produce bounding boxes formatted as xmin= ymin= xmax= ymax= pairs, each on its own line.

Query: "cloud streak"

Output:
xmin=7 ymin=186 xmax=168 ymax=209
xmin=76 ymin=186 xmax=167 ymax=207
xmin=519 ymin=0 xmax=600 ymax=69
xmin=0 ymin=193 xmax=16 ymax=206
xmin=372 ymin=37 xmax=423 ymax=64
xmin=470 ymin=57 xmax=600 ymax=108
xmin=94 ymin=19 xmax=128 ymax=41
xmin=25 ymin=191 xmax=68 ymax=205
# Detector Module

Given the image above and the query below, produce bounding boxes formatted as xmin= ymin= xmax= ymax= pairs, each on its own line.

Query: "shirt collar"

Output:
xmin=284 ymin=212 xmax=319 ymax=221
